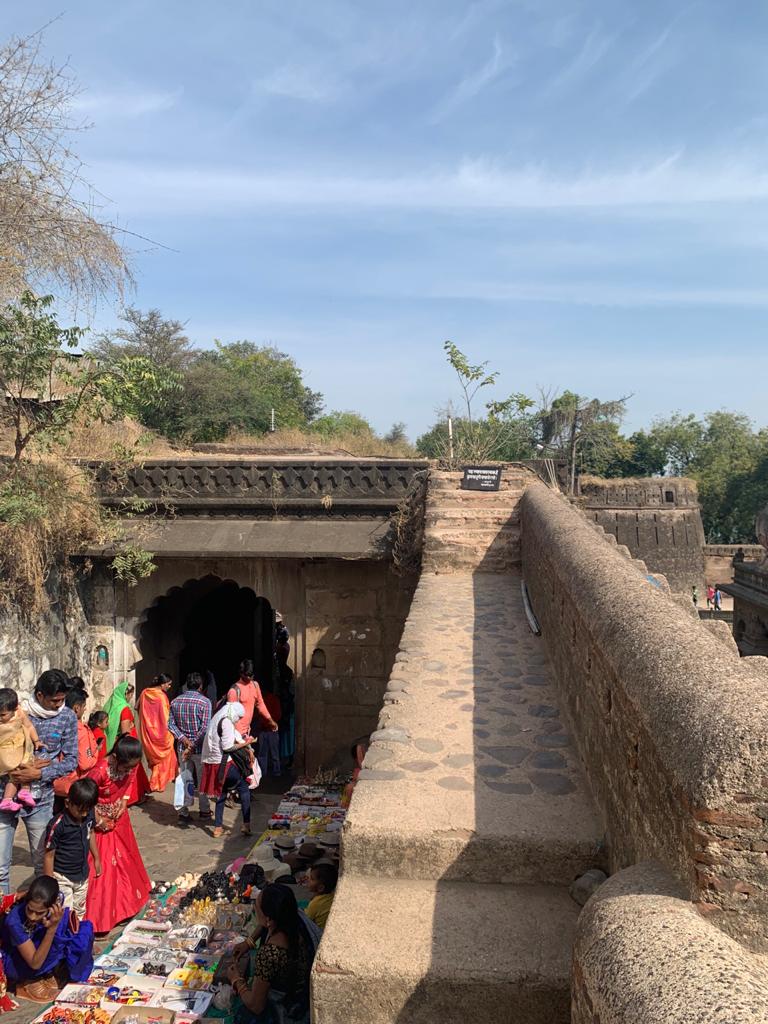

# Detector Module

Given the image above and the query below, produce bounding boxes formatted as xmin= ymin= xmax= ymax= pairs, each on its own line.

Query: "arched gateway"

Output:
xmin=81 ymin=457 xmax=426 ymax=769
xmin=135 ymin=575 xmax=275 ymax=696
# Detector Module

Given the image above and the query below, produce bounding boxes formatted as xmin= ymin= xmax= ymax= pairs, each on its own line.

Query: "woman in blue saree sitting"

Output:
xmin=226 ymin=883 xmax=320 ymax=1024
xmin=0 ymin=875 xmax=94 ymax=1004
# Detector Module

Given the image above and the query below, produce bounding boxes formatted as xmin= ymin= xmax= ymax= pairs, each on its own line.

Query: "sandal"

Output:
xmin=212 ymin=826 xmax=224 ymax=838
xmin=241 ymin=824 xmax=252 ymax=836
xmin=16 ymin=976 xmax=58 ymax=1003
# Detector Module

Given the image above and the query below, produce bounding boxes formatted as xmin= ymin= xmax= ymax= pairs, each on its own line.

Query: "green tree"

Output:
xmin=175 ymin=342 xmax=323 ymax=443
xmin=0 ymin=292 xmax=165 ymax=464
xmin=311 ymin=410 xmax=374 ymax=439
xmin=645 ymin=413 xmax=704 ymax=476
xmin=646 ymin=411 xmax=768 ymax=541
xmin=91 ymin=307 xmax=195 ymax=372
xmin=89 ymin=307 xmax=192 ymax=435
xmin=609 ymin=429 xmax=668 ymax=477
xmin=426 ymin=341 xmax=534 ymax=465
xmin=0 ymin=292 xmax=158 ymax=609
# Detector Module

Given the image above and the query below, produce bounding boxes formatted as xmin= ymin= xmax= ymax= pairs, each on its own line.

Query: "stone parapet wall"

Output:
xmin=520 ymin=482 xmax=768 ymax=949
xmin=572 ymin=862 xmax=768 ymax=1023
xmin=704 ymin=544 xmax=764 ymax=587
xmin=86 ymin=458 xmax=429 ymax=512
xmin=579 ymin=476 xmax=700 ymax=508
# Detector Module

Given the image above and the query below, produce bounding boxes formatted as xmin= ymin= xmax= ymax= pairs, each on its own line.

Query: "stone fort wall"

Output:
xmin=579 ymin=476 xmax=706 ymax=592
xmin=521 ymin=481 xmax=768 ymax=950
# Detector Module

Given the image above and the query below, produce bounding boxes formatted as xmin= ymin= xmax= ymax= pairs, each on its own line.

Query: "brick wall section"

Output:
xmin=521 ymin=481 xmax=768 ymax=949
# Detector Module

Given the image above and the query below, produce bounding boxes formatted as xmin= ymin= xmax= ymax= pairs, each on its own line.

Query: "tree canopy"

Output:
xmin=89 ymin=311 xmax=325 ymax=444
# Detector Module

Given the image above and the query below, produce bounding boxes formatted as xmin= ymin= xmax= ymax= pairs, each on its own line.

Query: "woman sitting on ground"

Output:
xmin=226 ymin=883 xmax=321 ymax=1024
xmin=0 ymin=875 xmax=94 ymax=1004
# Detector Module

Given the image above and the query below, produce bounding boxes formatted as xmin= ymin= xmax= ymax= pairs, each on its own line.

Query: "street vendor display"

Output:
xmin=24 ymin=778 xmax=345 ymax=1024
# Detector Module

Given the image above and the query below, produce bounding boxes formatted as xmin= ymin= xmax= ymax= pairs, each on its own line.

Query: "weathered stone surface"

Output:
xmin=314 ymin=878 xmax=578 ymax=1024
xmin=573 ymin=863 xmax=768 ymax=1024
xmin=522 ymin=481 xmax=768 ymax=949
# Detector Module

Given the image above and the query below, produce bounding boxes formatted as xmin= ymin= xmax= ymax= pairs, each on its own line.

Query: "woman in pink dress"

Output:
xmin=85 ymin=735 xmax=150 ymax=933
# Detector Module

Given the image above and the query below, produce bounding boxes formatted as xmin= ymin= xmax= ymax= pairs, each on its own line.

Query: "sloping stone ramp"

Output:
xmin=312 ymin=470 xmax=603 ymax=1024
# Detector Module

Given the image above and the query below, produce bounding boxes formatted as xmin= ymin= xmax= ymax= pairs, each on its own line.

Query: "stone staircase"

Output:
xmin=312 ymin=470 xmax=603 ymax=1024
xmin=422 ymin=469 xmax=526 ymax=573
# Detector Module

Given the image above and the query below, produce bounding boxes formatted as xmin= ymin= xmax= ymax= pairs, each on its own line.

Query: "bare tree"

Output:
xmin=0 ymin=29 xmax=130 ymax=305
xmin=538 ymin=390 xmax=631 ymax=494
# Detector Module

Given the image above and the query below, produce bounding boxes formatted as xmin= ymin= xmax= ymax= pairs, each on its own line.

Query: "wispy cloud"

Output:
xmin=71 ymin=88 xmax=182 ymax=118
xmin=624 ymin=10 xmax=689 ymax=102
xmin=431 ymin=35 xmax=514 ymax=122
xmin=544 ymin=25 xmax=615 ymax=95
xmin=426 ymin=280 xmax=768 ymax=309
xmin=254 ymin=64 xmax=340 ymax=103
xmin=94 ymin=153 xmax=768 ymax=216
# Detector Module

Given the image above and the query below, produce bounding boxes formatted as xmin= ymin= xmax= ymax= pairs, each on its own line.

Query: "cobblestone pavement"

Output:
xmin=2 ymin=775 xmax=286 ymax=1021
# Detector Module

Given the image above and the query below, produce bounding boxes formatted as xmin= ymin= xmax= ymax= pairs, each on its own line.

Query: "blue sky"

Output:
xmin=4 ymin=1 xmax=768 ymax=439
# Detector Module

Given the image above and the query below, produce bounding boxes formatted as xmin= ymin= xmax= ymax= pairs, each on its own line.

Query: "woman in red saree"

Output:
xmin=103 ymin=683 xmax=150 ymax=805
xmin=137 ymin=675 xmax=177 ymax=793
xmin=85 ymin=735 xmax=151 ymax=933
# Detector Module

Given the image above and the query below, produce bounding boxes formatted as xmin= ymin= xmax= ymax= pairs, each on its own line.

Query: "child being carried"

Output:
xmin=0 ymin=688 xmax=42 ymax=812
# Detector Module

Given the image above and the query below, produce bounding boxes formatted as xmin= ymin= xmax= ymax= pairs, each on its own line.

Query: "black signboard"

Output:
xmin=461 ymin=466 xmax=502 ymax=491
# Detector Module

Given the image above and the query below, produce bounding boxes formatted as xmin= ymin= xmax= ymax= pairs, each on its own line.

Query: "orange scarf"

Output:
xmin=138 ymin=687 xmax=177 ymax=792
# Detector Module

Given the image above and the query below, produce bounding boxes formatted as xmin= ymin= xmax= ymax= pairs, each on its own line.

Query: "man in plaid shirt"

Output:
xmin=169 ymin=673 xmax=212 ymax=824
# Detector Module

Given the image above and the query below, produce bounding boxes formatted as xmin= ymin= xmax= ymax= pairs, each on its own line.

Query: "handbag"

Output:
xmin=173 ymin=762 xmax=196 ymax=811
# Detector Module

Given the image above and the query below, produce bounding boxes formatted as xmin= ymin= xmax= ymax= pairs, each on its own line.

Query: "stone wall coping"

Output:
xmin=704 ymin=544 xmax=764 ymax=556
xmin=573 ymin=862 xmax=768 ymax=1023
xmin=522 ymin=482 xmax=768 ymax=804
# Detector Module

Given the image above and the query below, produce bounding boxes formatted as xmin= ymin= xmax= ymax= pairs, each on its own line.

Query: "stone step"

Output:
xmin=423 ymin=553 xmax=521 ymax=573
xmin=425 ymin=507 xmax=519 ymax=525
xmin=313 ymin=876 xmax=577 ymax=1024
xmin=425 ymin=527 xmax=520 ymax=544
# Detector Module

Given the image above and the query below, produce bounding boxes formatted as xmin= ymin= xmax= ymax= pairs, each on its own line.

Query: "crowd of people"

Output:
xmin=0 ymin=614 xmax=308 ymax=1014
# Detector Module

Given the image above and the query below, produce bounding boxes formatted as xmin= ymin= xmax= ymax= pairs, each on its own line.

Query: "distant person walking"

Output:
xmin=169 ymin=673 xmax=212 ymax=824
xmin=714 ymin=587 xmax=723 ymax=612
xmin=691 ymin=585 xmax=698 ymax=607
xmin=706 ymin=585 xmax=715 ymax=610
xmin=138 ymin=675 xmax=177 ymax=793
